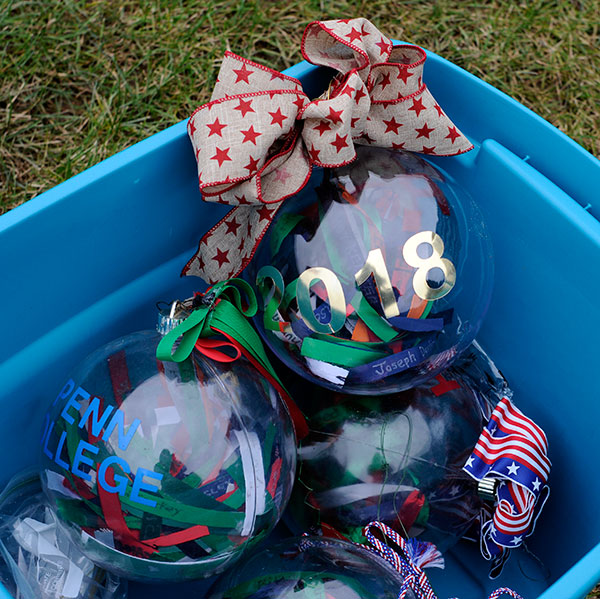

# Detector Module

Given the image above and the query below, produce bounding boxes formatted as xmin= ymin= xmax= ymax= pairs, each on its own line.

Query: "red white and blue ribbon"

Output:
xmin=361 ymin=521 xmax=523 ymax=599
xmin=463 ymin=398 xmax=551 ymax=576
xmin=362 ymin=521 xmax=441 ymax=599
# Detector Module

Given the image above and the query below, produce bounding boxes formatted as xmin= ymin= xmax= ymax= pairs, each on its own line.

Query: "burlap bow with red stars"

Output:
xmin=183 ymin=18 xmax=473 ymax=283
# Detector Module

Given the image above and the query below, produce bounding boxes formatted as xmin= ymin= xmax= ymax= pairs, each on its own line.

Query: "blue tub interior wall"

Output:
xmin=1 ymin=50 xmax=599 ymax=599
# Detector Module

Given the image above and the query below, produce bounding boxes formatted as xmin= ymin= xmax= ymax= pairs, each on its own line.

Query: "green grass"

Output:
xmin=1 ymin=0 xmax=598 ymax=214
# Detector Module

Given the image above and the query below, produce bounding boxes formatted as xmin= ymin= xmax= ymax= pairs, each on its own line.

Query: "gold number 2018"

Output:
xmin=258 ymin=231 xmax=456 ymax=335
xmin=402 ymin=231 xmax=456 ymax=301
xmin=297 ymin=267 xmax=347 ymax=334
xmin=354 ymin=248 xmax=400 ymax=319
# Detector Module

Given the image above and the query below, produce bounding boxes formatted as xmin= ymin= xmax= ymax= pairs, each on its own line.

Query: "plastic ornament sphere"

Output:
xmin=285 ymin=369 xmax=496 ymax=552
xmin=0 ymin=471 xmax=127 ymax=599
xmin=247 ymin=146 xmax=493 ymax=394
xmin=207 ymin=535 xmax=410 ymax=599
xmin=39 ymin=330 xmax=297 ymax=582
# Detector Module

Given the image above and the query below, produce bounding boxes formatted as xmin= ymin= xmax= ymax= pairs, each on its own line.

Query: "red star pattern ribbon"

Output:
xmin=183 ymin=18 xmax=474 ymax=283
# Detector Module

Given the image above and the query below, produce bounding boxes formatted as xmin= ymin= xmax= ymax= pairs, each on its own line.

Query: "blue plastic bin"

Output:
xmin=1 ymin=48 xmax=599 ymax=599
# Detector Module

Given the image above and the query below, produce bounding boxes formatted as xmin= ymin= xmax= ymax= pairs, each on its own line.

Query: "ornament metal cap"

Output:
xmin=157 ymin=301 xmax=187 ymax=336
xmin=477 ymin=478 xmax=498 ymax=503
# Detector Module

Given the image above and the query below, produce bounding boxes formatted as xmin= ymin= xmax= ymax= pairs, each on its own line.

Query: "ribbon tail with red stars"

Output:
xmin=183 ymin=17 xmax=473 ymax=284
xmin=463 ymin=398 xmax=551 ymax=578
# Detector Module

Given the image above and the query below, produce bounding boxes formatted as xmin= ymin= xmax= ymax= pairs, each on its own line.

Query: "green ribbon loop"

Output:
xmin=256 ymin=266 xmax=286 ymax=331
xmin=213 ymin=278 xmax=257 ymax=318
xmin=349 ymin=291 xmax=398 ymax=343
xmin=155 ymin=277 xmax=309 ymax=439
xmin=300 ymin=335 xmax=388 ymax=368
xmin=156 ymin=278 xmax=256 ymax=363
xmin=155 ymin=279 xmax=286 ymax=397
xmin=156 ymin=305 xmax=212 ymax=362
xmin=209 ymin=299 xmax=287 ymax=391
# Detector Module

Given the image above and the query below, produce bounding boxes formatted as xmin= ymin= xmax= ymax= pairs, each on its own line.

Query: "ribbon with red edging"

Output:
xmin=183 ymin=17 xmax=473 ymax=284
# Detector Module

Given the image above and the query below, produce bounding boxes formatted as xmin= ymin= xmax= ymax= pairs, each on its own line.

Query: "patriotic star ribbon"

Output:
xmin=362 ymin=521 xmax=443 ymax=599
xmin=463 ymin=398 xmax=551 ymax=577
xmin=361 ymin=521 xmax=523 ymax=599
xmin=183 ymin=17 xmax=473 ymax=283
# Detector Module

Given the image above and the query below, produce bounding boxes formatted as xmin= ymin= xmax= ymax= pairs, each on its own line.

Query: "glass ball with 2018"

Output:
xmin=247 ymin=146 xmax=493 ymax=395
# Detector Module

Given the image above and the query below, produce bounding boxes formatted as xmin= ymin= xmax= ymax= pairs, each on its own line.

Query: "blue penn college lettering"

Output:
xmin=41 ymin=379 xmax=163 ymax=508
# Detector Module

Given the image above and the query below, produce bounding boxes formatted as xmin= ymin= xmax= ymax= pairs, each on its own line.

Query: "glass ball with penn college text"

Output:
xmin=39 ymin=330 xmax=296 ymax=582
xmin=247 ymin=146 xmax=493 ymax=394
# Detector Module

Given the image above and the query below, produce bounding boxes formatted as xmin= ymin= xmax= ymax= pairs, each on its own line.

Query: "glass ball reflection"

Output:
xmin=0 ymin=471 xmax=127 ymax=599
xmin=285 ymin=369 xmax=496 ymax=552
xmin=208 ymin=536 xmax=410 ymax=599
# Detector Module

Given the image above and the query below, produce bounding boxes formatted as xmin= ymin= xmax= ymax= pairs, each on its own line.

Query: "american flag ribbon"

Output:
xmin=463 ymin=398 xmax=551 ymax=573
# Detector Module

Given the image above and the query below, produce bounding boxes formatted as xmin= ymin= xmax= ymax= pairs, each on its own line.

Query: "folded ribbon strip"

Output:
xmin=183 ymin=17 xmax=473 ymax=284
xmin=463 ymin=398 xmax=551 ymax=577
xmin=156 ymin=279 xmax=309 ymax=439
